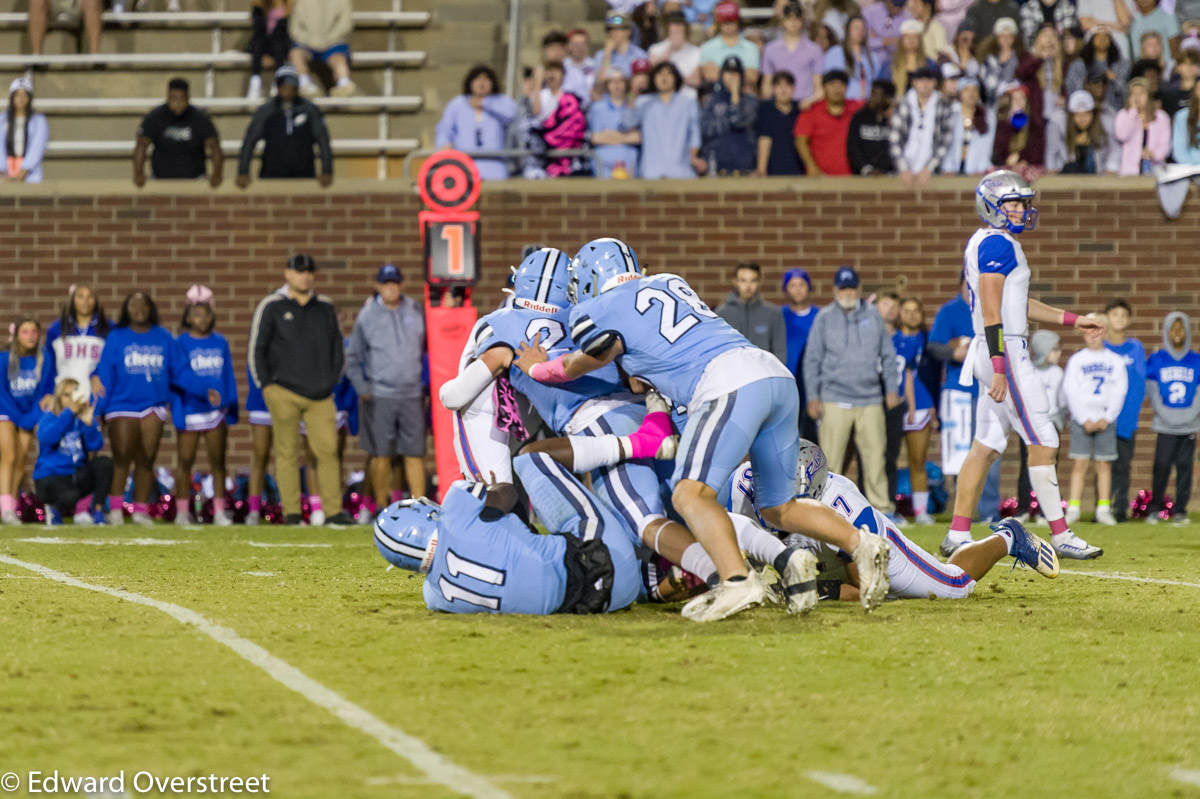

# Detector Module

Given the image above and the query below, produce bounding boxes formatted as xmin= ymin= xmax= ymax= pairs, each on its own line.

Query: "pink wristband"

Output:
xmin=991 ymin=355 xmax=1006 ymax=375
xmin=1063 ymin=311 xmax=1079 ymax=326
xmin=530 ymin=356 xmax=570 ymax=383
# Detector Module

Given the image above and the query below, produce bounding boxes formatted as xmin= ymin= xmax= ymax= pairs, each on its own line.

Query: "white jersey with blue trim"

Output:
xmin=724 ymin=464 xmax=825 ymax=555
xmin=964 ymin=228 xmax=1031 ymax=339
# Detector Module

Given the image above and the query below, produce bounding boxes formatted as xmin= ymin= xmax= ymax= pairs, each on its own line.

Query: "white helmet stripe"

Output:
xmin=535 ymin=248 xmax=561 ymax=303
xmin=595 ymin=237 xmax=637 ymax=273
xmin=373 ymin=526 xmax=427 ymax=559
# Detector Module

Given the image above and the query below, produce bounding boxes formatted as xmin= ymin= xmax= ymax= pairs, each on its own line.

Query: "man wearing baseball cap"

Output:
xmin=237 ymin=65 xmax=334 ymax=189
xmin=802 ymin=266 xmax=901 ymax=517
xmin=347 ymin=264 xmax=428 ymax=517
xmin=596 ymin=10 xmax=648 ymax=79
xmin=699 ymin=1 xmax=761 ymax=85
xmin=249 ymin=254 xmax=355 ymax=526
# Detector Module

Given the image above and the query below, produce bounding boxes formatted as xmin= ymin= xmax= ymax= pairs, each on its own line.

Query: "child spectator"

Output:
xmin=825 ymin=16 xmax=880 ymax=101
xmin=28 ymin=0 xmax=101 ymax=55
xmin=2 ymin=78 xmax=48 ymax=184
xmin=889 ymin=64 xmax=956 ymax=185
xmin=699 ymin=2 xmax=761 ymax=86
xmin=636 ymin=62 xmax=705 ymax=178
xmin=1062 ymin=317 xmax=1127 ymax=526
xmin=288 ymin=0 xmax=356 ymax=97
xmin=589 ymin=69 xmax=641 ymax=178
xmin=1015 ymin=330 xmax=1065 ymax=522
xmin=942 ymin=77 xmax=996 ymax=173
xmin=33 ymin=378 xmax=110 ymax=526
xmin=171 ymin=286 xmax=238 ymax=527
xmin=43 ymin=284 xmax=109 ymax=405
xmin=247 ymin=0 xmax=292 ymax=100
xmin=435 ymin=66 xmax=518 ymax=181
xmin=756 ymin=72 xmax=803 ymax=176
xmin=1020 ymin=0 xmax=1079 ymax=46
xmin=1166 ymin=50 xmax=1199 ymax=121
xmin=1130 ymin=0 xmax=1179 ymax=60
xmin=1145 ymin=312 xmax=1200 ymax=524
xmin=848 ymin=78 xmax=897 ymax=174
xmin=944 ymin=19 xmax=981 ymax=78
xmin=93 ymin=292 xmax=179 ymax=527
xmin=1104 ymin=299 xmax=1146 ymax=522
xmin=1114 ymin=76 xmax=1170 ymax=174
xmin=795 ymin=70 xmax=863 ymax=175
xmin=1047 ymin=89 xmax=1119 ymax=172
xmin=529 ymin=66 xmax=589 ymax=178
xmin=237 ymin=66 xmax=334 ymax=188
xmin=895 ymin=297 xmax=937 ymax=524
xmin=1066 ymin=27 xmax=1130 ymax=112
xmin=597 ymin=10 xmax=649 ymax=78
xmin=648 ymin=12 xmax=701 ymax=88
xmin=762 ymin=3 xmax=826 ymax=105
xmin=885 ymin=19 xmax=939 ymax=94
xmin=134 ymin=78 xmax=222 ymax=188
xmin=701 ymin=56 xmax=759 ymax=174
xmin=1173 ymin=79 xmax=1200 ymax=163
xmin=0 ymin=318 xmax=51 ymax=526
xmin=563 ymin=29 xmax=598 ymax=100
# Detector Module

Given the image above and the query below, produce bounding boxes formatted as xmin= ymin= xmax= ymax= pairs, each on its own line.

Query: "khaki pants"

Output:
xmin=263 ymin=385 xmax=341 ymax=516
xmin=818 ymin=402 xmax=894 ymax=513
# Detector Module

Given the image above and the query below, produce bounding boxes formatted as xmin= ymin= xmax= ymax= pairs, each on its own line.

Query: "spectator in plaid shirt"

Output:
xmin=1021 ymin=0 xmax=1079 ymax=46
xmin=888 ymin=64 xmax=956 ymax=185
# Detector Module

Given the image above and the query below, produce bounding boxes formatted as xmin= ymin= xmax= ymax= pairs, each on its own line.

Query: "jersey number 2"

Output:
xmin=635 ymin=278 xmax=717 ymax=344
xmin=525 ymin=318 xmax=565 ymax=351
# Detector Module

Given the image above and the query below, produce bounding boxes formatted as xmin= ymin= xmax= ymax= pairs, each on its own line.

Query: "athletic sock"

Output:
xmin=1028 ymin=464 xmax=1069 ymax=535
xmin=74 ymin=497 xmax=91 ymax=516
xmin=1069 ymin=499 xmax=1082 ymax=508
xmin=309 ymin=497 xmax=323 ymax=512
xmin=1097 ymin=500 xmax=1110 ymax=509
xmin=0 ymin=494 xmax=14 ymax=513
xmin=568 ymin=434 xmax=622 ymax=472
xmin=680 ymin=542 xmax=718 ymax=586
xmin=391 ymin=489 xmax=404 ymax=503
xmin=989 ymin=529 xmax=1014 ymax=555
xmin=950 ymin=515 xmax=973 ymax=534
xmin=133 ymin=502 xmax=149 ymax=514
xmin=733 ymin=522 xmax=786 ymax=565
xmin=913 ymin=491 xmax=929 ymax=516
xmin=108 ymin=494 xmax=124 ymax=511
xmin=248 ymin=495 xmax=262 ymax=512
xmin=176 ymin=498 xmax=189 ymax=516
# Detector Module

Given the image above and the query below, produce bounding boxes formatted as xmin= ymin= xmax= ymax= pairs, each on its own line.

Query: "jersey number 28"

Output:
xmin=635 ymin=278 xmax=717 ymax=344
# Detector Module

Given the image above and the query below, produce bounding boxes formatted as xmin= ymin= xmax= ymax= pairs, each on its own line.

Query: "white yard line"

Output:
xmin=246 ymin=541 xmax=333 ymax=549
xmin=0 ymin=553 xmax=511 ymax=799
xmin=242 ymin=571 xmax=277 ymax=577
xmin=366 ymin=774 xmax=557 ymax=787
xmin=1060 ymin=569 xmax=1200 ymax=589
xmin=15 ymin=536 xmax=193 ymax=546
xmin=805 ymin=771 xmax=878 ymax=795
xmin=1170 ymin=767 xmax=1200 ymax=788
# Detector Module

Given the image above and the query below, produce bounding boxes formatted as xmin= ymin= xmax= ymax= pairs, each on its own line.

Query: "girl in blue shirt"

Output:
xmin=33 ymin=378 xmax=112 ymax=525
xmin=0 ymin=317 xmax=51 ymax=525
xmin=171 ymin=286 xmax=239 ymax=526
xmin=895 ymin=297 xmax=937 ymax=524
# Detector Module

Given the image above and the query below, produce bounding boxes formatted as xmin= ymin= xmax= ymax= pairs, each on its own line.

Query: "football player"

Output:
xmin=945 ymin=170 xmax=1105 ymax=561
xmin=516 ymin=238 xmax=889 ymax=621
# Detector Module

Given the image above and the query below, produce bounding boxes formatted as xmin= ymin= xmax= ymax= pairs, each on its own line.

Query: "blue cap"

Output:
xmin=833 ymin=266 xmax=859 ymax=289
xmin=376 ymin=264 xmax=403 ymax=283
xmin=783 ymin=268 xmax=811 ymax=291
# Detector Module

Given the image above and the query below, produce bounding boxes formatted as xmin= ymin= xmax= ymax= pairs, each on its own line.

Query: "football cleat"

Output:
xmin=939 ymin=531 xmax=972 ymax=557
xmin=1052 ymin=531 xmax=1103 ymax=560
xmin=681 ymin=571 xmax=767 ymax=622
xmin=993 ymin=518 xmax=1058 ymax=578
xmin=777 ymin=548 xmax=819 ymax=615
xmin=852 ymin=530 xmax=889 ymax=613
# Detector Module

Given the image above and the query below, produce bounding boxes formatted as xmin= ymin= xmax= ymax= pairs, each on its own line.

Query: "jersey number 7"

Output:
xmin=635 ymin=278 xmax=717 ymax=344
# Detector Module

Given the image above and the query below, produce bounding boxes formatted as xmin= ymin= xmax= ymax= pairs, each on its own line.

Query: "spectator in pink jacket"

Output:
xmin=1113 ymin=76 xmax=1171 ymax=174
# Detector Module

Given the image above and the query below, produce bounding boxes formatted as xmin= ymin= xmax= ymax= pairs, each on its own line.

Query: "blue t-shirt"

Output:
xmin=170 ymin=332 xmax=239 ymax=428
xmin=929 ymin=294 xmax=975 ymax=396
xmin=93 ymin=326 xmax=179 ymax=416
xmin=34 ymin=409 xmax=105 ymax=480
xmin=893 ymin=330 xmax=933 ymax=411
xmin=1105 ymin=338 xmax=1147 ymax=439
xmin=478 ymin=305 xmax=625 ymax=434
xmin=0 ymin=353 xmax=53 ymax=430
xmin=1146 ymin=349 xmax=1200 ymax=409
xmin=782 ymin=305 xmax=816 ymax=376
xmin=587 ymin=97 xmax=640 ymax=178
xmin=569 ymin=274 xmax=749 ymax=408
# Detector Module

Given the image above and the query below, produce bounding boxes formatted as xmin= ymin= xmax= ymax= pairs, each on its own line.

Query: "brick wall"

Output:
xmin=2 ymin=177 xmax=1198 ymax=506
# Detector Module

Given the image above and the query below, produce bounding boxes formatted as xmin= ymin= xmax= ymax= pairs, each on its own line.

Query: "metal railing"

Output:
xmin=401 ymin=147 xmax=593 ymax=185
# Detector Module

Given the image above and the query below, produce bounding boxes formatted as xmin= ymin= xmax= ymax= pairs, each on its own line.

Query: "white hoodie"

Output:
xmin=1061 ymin=346 xmax=1128 ymax=425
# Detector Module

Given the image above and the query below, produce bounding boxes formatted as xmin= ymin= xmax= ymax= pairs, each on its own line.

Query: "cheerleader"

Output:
xmin=171 ymin=286 xmax=238 ymax=526
xmin=33 ymin=378 xmax=112 ymax=525
xmin=894 ymin=297 xmax=938 ymax=525
xmin=0 ymin=317 xmax=51 ymax=525
xmin=42 ymin=283 xmax=110 ymax=406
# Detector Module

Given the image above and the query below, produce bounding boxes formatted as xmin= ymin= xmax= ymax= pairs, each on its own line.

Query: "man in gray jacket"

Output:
xmin=802 ymin=266 xmax=901 ymax=513
xmin=346 ymin=264 xmax=427 ymax=513
xmin=716 ymin=262 xmax=788 ymax=364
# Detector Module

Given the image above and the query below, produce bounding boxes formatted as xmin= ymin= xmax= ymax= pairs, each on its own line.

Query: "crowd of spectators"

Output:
xmin=435 ymin=0 xmax=1200 ymax=180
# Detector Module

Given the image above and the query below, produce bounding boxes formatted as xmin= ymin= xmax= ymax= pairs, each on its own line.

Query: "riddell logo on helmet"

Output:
xmin=515 ymin=299 xmax=561 ymax=314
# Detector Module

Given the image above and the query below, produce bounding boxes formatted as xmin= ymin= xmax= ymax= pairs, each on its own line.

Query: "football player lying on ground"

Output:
xmin=726 ymin=440 xmax=1060 ymax=603
xmin=518 ymin=237 xmax=889 ymax=620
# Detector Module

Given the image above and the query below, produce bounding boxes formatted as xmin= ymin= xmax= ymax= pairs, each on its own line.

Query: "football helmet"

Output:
xmin=976 ymin=169 xmax=1037 ymax=234
xmin=374 ymin=498 xmax=440 ymax=572
xmin=568 ymin=238 xmax=643 ymax=303
xmin=510 ymin=247 xmax=572 ymax=313
xmin=795 ymin=439 xmax=829 ymax=501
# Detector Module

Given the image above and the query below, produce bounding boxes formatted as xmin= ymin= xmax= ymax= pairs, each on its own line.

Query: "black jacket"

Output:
xmin=238 ymin=97 xmax=333 ymax=179
xmin=249 ymin=291 xmax=344 ymax=400
xmin=847 ymin=106 xmax=894 ymax=176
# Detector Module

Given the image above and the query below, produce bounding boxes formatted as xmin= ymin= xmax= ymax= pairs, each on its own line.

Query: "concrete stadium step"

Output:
xmin=36 ymin=95 xmax=422 ymax=114
xmin=0 ymin=50 xmax=426 ymax=69
xmin=49 ymin=152 xmax=401 ymax=180
xmin=48 ymin=111 xmax=400 ymax=141
xmin=0 ymin=68 xmax=427 ymax=99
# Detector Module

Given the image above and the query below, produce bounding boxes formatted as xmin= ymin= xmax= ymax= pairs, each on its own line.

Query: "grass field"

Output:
xmin=2 ymin=519 xmax=1199 ymax=799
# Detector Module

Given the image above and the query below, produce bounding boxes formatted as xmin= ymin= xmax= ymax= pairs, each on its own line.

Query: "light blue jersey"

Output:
xmin=569 ymin=274 xmax=749 ymax=408
xmin=422 ymin=452 xmax=641 ymax=615
xmin=477 ymin=305 xmax=625 ymax=434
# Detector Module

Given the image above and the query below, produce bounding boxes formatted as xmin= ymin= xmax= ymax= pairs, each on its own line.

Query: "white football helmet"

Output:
xmin=976 ymin=169 xmax=1037 ymax=234
xmin=795 ymin=439 xmax=829 ymax=501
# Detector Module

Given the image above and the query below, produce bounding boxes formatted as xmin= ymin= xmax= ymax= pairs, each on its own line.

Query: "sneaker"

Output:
xmin=244 ymin=510 xmax=261 ymax=526
xmin=300 ymin=80 xmax=321 ymax=98
xmin=1 ymin=509 xmax=21 ymax=526
xmin=131 ymin=512 xmax=155 ymax=527
xmin=914 ymin=512 xmax=936 ymax=525
xmin=852 ymin=531 xmax=889 ymax=613
xmin=112 ymin=0 xmax=125 ymax=12
xmin=644 ymin=390 xmax=680 ymax=460
xmin=92 ymin=509 xmax=107 ymax=525
xmin=993 ymin=518 xmax=1058 ymax=578
xmin=1171 ymin=513 xmax=1189 ymax=527
xmin=325 ymin=511 xmax=356 ymax=526
xmin=939 ymin=531 xmax=972 ymax=557
xmin=45 ymin=508 xmax=64 ymax=526
xmin=246 ymin=74 xmax=263 ymax=100
xmin=213 ymin=510 xmax=233 ymax=527
xmin=1094 ymin=505 xmax=1117 ymax=526
xmin=775 ymin=547 xmax=818 ymax=615
xmin=73 ymin=511 xmax=95 ymax=526
xmin=681 ymin=571 xmax=768 ymax=622
xmin=284 ymin=513 xmax=305 ymax=526
xmin=107 ymin=508 xmax=125 ymax=526
xmin=1052 ymin=531 xmax=1103 ymax=560
xmin=175 ymin=511 xmax=196 ymax=526
xmin=1145 ymin=513 xmax=1160 ymax=525
xmin=1064 ymin=504 xmax=1081 ymax=525
xmin=330 ymin=80 xmax=358 ymax=98
xmin=166 ymin=0 xmax=181 ymax=11
xmin=309 ymin=508 xmax=326 ymax=526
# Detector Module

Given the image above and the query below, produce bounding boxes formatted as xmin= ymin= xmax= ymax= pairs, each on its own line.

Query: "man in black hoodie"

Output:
xmin=236 ymin=65 xmax=334 ymax=188
xmin=847 ymin=79 xmax=896 ymax=175
xmin=249 ymin=254 xmax=354 ymax=526
xmin=716 ymin=262 xmax=788 ymax=365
